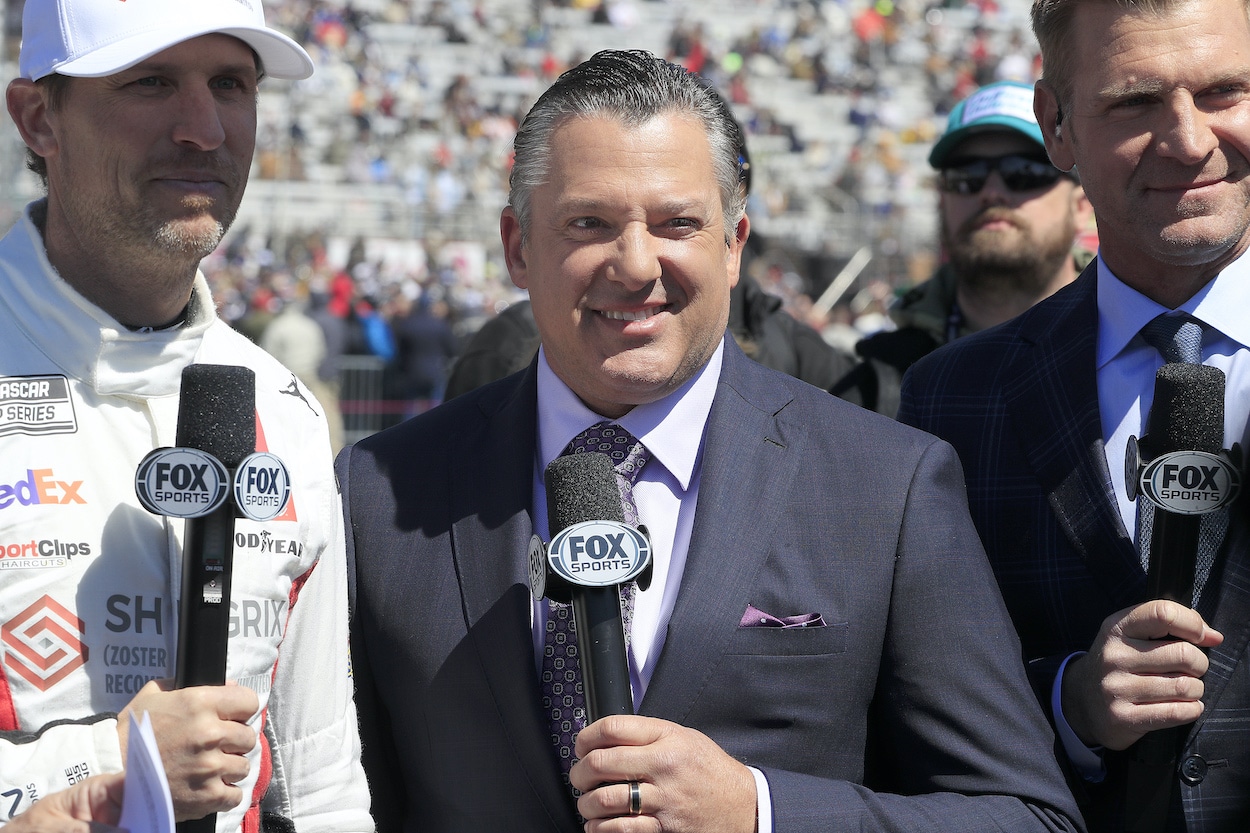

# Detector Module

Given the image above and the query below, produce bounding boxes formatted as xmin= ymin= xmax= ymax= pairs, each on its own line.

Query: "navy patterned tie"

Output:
xmin=1141 ymin=312 xmax=1203 ymax=365
xmin=540 ymin=422 xmax=650 ymax=782
xmin=1137 ymin=312 xmax=1224 ymax=602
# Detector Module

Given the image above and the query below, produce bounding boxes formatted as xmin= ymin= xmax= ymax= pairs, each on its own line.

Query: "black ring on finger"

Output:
xmin=628 ymin=781 xmax=642 ymax=816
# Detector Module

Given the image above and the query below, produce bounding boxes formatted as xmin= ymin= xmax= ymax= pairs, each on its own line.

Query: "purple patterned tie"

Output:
xmin=541 ymin=422 xmax=650 ymax=783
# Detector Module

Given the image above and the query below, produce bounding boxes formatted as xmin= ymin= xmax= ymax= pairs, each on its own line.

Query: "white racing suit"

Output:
xmin=0 ymin=203 xmax=372 ymax=833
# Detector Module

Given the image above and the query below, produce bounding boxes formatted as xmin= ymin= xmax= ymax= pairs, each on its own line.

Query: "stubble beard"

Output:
xmin=943 ymin=208 xmax=1075 ymax=297
xmin=1143 ymin=191 xmax=1250 ymax=269
xmin=150 ymin=196 xmax=231 ymax=258
xmin=137 ymin=155 xmax=246 ymax=261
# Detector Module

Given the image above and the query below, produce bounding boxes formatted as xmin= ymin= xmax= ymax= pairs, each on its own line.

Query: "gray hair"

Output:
xmin=508 ymin=49 xmax=747 ymax=244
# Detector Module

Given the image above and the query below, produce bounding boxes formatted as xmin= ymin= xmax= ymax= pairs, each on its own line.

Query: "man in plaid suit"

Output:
xmin=901 ymin=0 xmax=1250 ymax=830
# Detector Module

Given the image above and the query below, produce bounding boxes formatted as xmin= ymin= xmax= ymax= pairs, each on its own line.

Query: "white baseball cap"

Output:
xmin=19 ymin=0 xmax=314 ymax=82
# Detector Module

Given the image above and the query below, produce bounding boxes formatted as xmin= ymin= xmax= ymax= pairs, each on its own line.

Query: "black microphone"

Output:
xmin=1137 ymin=363 xmax=1226 ymax=603
xmin=544 ymin=453 xmax=636 ymax=722
xmin=174 ymin=364 xmax=256 ymax=691
xmin=130 ymin=364 xmax=256 ymax=833
xmin=1125 ymin=362 xmax=1230 ymax=833
xmin=172 ymin=365 xmax=254 ymax=833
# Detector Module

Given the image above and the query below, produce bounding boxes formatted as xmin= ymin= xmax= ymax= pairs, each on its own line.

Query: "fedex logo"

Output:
xmin=0 ymin=470 xmax=85 ymax=510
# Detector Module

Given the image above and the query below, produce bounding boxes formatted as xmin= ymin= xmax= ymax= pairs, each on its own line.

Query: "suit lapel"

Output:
xmin=1001 ymin=268 xmax=1145 ymax=611
xmin=642 ymin=342 xmax=803 ymax=721
xmin=1192 ymin=492 xmax=1250 ymax=731
xmin=449 ymin=367 xmax=579 ymax=828
xmin=450 ymin=369 xmax=537 ymax=628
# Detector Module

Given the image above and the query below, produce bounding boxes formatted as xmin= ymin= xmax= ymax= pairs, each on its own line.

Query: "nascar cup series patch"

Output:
xmin=547 ymin=520 xmax=651 ymax=587
xmin=0 ymin=375 xmax=77 ymax=437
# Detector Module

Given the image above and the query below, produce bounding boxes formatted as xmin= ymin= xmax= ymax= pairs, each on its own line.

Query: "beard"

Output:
xmin=103 ymin=151 xmax=244 ymax=261
xmin=942 ymin=206 xmax=1076 ymax=296
xmin=154 ymin=220 xmax=227 ymax=256
xmin=149 ymin=194 xmax=230 ymax=257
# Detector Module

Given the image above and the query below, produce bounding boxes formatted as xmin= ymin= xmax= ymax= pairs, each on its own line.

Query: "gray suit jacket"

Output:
xmin=339 ymin=337 xmax=1080 ymax=832
xmin=900 ymin=266 xmax=1250 ymax=831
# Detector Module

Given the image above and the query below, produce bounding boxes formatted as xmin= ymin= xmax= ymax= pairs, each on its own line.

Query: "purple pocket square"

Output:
xmin=740 ymin=604 xmax=826 ymax=629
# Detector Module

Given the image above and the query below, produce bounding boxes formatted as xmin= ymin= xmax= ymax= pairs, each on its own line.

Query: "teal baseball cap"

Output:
xmin=928 ymin=81 xmax=1046 ymax=169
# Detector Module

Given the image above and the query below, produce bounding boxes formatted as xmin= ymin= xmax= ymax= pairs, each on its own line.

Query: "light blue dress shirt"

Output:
xmin=1053 ymin=254 xmax=1250 ymax=778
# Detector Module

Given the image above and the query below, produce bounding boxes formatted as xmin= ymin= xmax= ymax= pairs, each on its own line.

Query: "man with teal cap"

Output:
xmin=835 ymin=80 xmax=1092 ymax=415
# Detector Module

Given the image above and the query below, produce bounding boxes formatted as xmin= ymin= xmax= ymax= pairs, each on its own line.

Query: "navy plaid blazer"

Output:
xmin=900 ymin=264 xmax=1250 ymax=832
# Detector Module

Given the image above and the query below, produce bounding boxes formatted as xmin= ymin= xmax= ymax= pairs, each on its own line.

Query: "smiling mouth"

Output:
xmin=601 ymin=308 xmax=663 ymax=322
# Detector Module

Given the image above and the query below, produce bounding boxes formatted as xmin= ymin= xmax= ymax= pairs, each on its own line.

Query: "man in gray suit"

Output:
xmin=337 ymin=50 xmax=1080 ymax=833
xmin=901 ymin=0 xmax=1250 ymax=829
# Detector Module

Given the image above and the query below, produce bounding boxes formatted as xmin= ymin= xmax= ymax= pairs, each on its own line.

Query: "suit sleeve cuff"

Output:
xmin=746 ymin=766 xmax=772 ymax=833
xmin=1052 ymin=651 xmax=1106 ymax=782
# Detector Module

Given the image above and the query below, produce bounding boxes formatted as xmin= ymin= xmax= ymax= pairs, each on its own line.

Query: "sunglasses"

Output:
xmin=937 ymin=155 xmax=1066 ymax=195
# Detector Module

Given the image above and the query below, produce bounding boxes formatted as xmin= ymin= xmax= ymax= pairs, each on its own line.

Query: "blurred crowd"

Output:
xmin=181 ymin=0 xmax=1042 ymax=417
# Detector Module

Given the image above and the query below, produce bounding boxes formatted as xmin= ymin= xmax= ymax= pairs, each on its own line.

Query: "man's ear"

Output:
xmin=1034 ymin=80 xmax=1075 ymax=173
xmin=726 ymin=213 xmax=750 ymax=290
xmin=6 ymin=79 xmax=59 ymax=162
xmin=1071 ymin=184 xmax=1094 ymax=235
xmin=500 ymin=206 xmax=529 ymax=290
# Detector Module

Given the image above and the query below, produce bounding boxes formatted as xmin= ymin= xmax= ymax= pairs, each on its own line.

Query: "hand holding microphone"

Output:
xmin=534 ymin=452 xmax=758 ymax=831
xmin=1081 ymin=364 xmax=1241 ymax=752
xmin=132 ymin=365 xmax=291 ymax=829
xmin=117 ymin=680 xmax=259 ymax=823
xmin=1116 ymin=362 xmax=1240 ymax=832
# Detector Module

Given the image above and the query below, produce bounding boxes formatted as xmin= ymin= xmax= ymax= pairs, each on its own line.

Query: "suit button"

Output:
xmin=1180 ymin=755 xmax=1208 ymax=785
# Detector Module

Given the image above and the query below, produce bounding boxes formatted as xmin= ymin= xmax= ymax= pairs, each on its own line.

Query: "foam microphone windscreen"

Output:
xmin=546 ymin=452 xmax=624 ymax=534
xmin=1150 ymin=363 xmax=1224 ymax=455
xmin=175 ymin=364 xmax=257 ymax=468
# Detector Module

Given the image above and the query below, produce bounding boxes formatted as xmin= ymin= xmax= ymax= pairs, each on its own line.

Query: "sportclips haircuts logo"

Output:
xmin=0 ymin=538 xmax=89 ymax=570
xmin=2 ymin=595 xmax=88 ymax=691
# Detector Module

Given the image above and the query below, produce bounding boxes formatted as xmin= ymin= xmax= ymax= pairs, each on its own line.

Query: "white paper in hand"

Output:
xmin=119 ymin=712 xmax=176 ymax=833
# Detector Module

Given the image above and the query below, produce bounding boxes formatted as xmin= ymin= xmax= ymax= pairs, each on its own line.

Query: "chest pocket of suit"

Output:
xmin=696 ymin=623 xmax=856 ymax=768
xmin=724 ymin=621 xmax=848 ymax=656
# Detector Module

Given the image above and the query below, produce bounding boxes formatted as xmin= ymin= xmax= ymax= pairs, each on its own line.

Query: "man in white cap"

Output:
xmin=0 ymin=2 xmax=371 ymax=832
xmin=834 ymin=80 xmax=1093 ymax=416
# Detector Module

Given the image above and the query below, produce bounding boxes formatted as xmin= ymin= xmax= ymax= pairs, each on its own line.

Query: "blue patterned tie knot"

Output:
xmin=1141 ymin=312 xmax=1204 ymax=364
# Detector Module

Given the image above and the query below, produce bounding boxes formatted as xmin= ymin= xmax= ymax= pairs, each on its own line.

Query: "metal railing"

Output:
xmin=337 ymin=355 xmax=438 ymax=446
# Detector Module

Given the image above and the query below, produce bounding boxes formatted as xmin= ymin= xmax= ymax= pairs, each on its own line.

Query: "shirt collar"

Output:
xmin=1 ymin=201 xmax=215 ymax=398
xmin=1096 ymin=253 xmax=1250 ymax=368
xmin=536 ymin=338 xmax=724 ymax=491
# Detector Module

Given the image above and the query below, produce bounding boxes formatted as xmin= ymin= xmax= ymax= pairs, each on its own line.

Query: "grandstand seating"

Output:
xmin=1 ymin=0 xmax=1037 ymax=284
